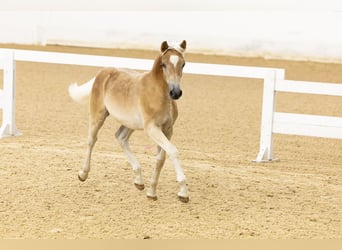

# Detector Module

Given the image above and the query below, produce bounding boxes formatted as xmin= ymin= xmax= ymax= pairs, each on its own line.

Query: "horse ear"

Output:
xmin=161 ymin=41 xmax=169 ymax=53
xmin=180 ymin=40 xmax=187 ymax=51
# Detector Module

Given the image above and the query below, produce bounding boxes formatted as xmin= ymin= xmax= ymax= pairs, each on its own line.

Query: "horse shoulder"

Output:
xmin=139 ymin=78 xmax=176 ymax=131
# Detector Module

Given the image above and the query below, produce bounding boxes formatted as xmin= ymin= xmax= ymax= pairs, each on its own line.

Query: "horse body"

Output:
xmin=98 ymin=68 xmax=145 ymax=130
xmin=68 ymin=40 xmax=189 ymax=202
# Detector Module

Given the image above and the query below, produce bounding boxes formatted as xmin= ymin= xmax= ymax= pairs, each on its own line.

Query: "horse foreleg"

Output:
xmin=78 ymin=109 xmax=108 ymax=181
xmin=146 ymin=124 xmax=189 ymax=202
xmin=115 ymin=125 xmax=144 ymax=190
xmin=147 ymin=146 xmax=166 ymax=200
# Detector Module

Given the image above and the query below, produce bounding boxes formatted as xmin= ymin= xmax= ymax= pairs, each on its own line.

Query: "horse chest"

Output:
xmin=141 ymin=99 xmax=175 ymax=127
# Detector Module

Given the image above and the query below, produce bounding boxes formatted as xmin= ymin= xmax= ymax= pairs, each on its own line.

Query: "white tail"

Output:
xmin=68 ymin=77 xmax=95 ymax=104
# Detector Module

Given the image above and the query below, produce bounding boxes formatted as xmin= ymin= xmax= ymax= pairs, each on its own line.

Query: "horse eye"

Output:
xmin=161 ymin=63 xmax=167 ymax=69
xmin=182 ymin=62 xmax=185 ymax=68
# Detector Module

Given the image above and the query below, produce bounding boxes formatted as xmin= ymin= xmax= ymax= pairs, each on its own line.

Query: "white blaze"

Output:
xmin=169 ymin=55 xmax=179 ymax=68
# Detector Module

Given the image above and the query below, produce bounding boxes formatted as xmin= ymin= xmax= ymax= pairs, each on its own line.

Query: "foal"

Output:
xmin=68 ymin=40 xmax=189 ymax=202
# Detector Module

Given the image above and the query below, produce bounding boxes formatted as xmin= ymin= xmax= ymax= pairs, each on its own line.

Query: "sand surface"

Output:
xmin=0 ymin=44 xmax=341 ymax=239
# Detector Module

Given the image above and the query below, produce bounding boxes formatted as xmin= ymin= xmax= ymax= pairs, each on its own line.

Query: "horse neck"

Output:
xmin=144 ymin=54 xmax=169 ymax=97
xmin=151 ymin=54 xmax=164 ymax=79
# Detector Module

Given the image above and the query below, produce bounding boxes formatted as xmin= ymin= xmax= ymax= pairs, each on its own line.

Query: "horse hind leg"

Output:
xmin=78 ymin=107 xmax=109 ymax=181
xmin=115 ymin=125 xmax=144 ymax=190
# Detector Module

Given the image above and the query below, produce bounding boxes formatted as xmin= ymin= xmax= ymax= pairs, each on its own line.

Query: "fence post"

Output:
xmin=254 ymin=70 xmax=283 ymax=162
xmin=0 ymin=49 xmax=21 ymax=138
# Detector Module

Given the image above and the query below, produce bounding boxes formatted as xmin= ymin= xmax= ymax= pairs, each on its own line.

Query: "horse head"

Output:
xmin=160 ymin=40 xmax=186 ymax=100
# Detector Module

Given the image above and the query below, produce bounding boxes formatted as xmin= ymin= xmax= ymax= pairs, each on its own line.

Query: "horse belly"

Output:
xmin=105 ymin=100 xmax=143 ymax=130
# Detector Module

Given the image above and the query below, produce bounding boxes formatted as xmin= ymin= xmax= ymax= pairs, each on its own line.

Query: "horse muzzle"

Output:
xmin=169 ymin=88 xmax=182 ymax=100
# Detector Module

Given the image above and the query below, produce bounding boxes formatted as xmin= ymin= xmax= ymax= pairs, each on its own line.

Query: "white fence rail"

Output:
xmin=273 ymin=112 xmax=342 ymax=140
xmin=275 ymin=80 xmax=342 ymax=96
xmin=1 ymin=48 xmax=341 ymax=163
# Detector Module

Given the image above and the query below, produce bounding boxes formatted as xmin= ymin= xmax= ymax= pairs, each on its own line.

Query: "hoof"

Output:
xmin=178 ymin=196 xmax=189 ymax=203
xmin=78 ymin=171 xmax=88 ymax=182
xmin=78 ymin=175 xmax=86 ymax=182
xmin=147 ymin=195 xmax=158 ymax=201
xmin=134 ymin=183 xmax=145 ymax=190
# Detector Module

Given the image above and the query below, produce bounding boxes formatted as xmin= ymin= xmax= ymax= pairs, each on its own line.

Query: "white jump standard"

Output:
xmin=0 ymin=49 xmax=21 ymax=138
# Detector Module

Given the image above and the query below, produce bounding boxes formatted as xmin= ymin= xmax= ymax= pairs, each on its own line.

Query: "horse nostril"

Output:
xmin=169 ymin=89 xmax=182 ymax=100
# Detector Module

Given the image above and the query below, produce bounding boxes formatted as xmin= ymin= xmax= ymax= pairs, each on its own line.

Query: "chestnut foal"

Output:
xmin=68 ymin=40 xmax=189 ymax=202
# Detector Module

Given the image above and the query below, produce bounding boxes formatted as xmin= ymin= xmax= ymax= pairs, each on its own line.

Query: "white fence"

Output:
xmin=1 ymin=48 xmax=341 ymax=162
xmin=255 ymin=78 xmax=342 ymax=162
